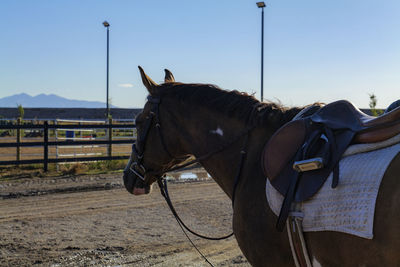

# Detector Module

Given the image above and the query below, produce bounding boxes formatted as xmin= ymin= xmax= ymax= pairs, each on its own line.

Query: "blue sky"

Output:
xmin=1 ymin=0 xmax=399 ymax=108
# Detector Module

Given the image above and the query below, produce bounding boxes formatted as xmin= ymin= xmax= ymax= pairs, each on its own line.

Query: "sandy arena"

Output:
xmin=0 ymin=173 xmax=250 ymax=266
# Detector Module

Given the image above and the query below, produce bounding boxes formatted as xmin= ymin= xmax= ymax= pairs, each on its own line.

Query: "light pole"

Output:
xmin=256 ymin=2 xmax=266 ymax=101
xmin=103 ymin=21 xmax=110 ymax=119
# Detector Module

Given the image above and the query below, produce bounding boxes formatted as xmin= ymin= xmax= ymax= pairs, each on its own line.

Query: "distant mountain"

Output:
xmin=0 ymin=93 xmax=118 ymax=108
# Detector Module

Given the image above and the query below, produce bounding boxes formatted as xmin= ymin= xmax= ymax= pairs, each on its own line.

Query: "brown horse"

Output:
xmin=123 ymin=67 xmax=400 ymax=266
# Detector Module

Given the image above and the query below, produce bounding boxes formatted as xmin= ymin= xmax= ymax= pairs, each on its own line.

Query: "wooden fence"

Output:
xmin=0 ymin=121 xmax=135 ymax=171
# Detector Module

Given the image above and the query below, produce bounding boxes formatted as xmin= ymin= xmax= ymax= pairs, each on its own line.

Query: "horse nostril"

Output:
xmin=123 ymin=172 xmax=135 ymax=194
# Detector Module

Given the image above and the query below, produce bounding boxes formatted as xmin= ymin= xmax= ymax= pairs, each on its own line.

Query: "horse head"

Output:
xmin=123 ymin=67 xmax=189 ymax=195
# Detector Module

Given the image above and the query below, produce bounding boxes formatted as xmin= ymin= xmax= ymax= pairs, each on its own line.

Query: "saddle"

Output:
xmin=262 ymin=100 xmax=400 ymax=231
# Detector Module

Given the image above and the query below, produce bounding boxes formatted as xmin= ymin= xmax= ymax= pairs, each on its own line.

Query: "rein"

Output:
xmin=156 ymin=125 xmax=251 ymax=238
xmin=157 ymin=178 xmax=234 ymax=240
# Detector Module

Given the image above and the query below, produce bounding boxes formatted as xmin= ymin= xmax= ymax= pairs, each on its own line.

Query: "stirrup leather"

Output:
xmin=287 ymin=211 xmax=312 ymax=267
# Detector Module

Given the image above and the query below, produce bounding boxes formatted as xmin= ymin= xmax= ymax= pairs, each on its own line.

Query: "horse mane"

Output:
xmin=158 ymin=82 xmax=302 ymax=126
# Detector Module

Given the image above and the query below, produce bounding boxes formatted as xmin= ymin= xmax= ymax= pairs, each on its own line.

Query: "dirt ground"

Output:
xmin=0 ymin=172 xmax=250 ymax=266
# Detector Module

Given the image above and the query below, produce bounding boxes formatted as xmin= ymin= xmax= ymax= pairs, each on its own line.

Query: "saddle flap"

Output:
xmin=262 ymin=116 xmax=357 ymax=201
xmin=262 ymin=119 xmax=307 ymax=181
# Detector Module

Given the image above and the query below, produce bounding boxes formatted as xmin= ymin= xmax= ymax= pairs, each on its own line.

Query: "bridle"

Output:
xmin=127 ymin=94 xmax=255 ymax=241
xmin=129 ymin=95 xmax=186 ymax=182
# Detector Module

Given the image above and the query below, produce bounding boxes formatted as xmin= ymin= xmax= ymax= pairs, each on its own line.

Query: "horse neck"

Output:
xmin=167 ymin=102 xmax=299 ymax=199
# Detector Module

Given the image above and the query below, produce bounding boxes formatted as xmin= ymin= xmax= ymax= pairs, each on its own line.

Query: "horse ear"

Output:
xmin=138 ymin=66 xmax=158 ymax=95
xmin=164 ymin=69 xmax=175 ymax=83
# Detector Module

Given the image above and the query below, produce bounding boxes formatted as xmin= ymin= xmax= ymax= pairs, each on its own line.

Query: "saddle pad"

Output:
xmin=266 ymin=142 xmax=400 ymax=239
xmin=343 ymin=131 xmax=400 ymax=157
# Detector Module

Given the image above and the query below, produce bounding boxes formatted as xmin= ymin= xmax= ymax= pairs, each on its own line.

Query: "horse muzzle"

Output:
xmin=123 ymin=165 xmax=152 ymax=195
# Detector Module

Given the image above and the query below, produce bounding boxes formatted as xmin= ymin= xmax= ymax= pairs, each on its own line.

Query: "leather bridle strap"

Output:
xmin=164 ymin=125 xmax=253 ymax=174
xmin=135 ymin=97 xmax=160 ymax=158
xmin=231 ymin=132 xmax=249 ymax=207
xmin=149 ymin=96 xmax=177 ymax=160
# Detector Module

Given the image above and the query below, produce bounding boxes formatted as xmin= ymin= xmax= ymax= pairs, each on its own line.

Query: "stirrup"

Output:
xmin=293 ymin=157 xmax=324 ymax=172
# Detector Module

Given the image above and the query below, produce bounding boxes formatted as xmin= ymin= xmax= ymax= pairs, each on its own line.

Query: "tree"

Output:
xmin=368 ymin=93 xmax=382 ymax=117
xmin=17 ymin=104 xmax=24 ymax=119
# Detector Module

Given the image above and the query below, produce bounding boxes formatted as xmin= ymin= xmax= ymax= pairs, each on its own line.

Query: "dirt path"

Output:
xmin=0 ymin=174 xmax=250 ymax=266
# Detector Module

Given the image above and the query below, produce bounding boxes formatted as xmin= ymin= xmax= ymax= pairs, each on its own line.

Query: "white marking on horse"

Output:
xmin=312 ymin=257 xmax=322 ymax=267
xmin=210 ymin=127 xmax=224 ymax=137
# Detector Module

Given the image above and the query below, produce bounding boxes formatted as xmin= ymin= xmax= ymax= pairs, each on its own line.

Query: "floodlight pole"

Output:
xmin=103 ymin=21 xmax=112 ymax=157
xmin=257 ymin=2 xmax=266 ymax=101
xmin=103 ymin=21 xmax=110 ymax=119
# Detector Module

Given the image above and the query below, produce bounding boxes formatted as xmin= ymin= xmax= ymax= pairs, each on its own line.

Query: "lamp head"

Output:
xmin=103 ymin=21 xmax=110 ymax=27
xmin=256 ymin=2 xmax=266 ymax=8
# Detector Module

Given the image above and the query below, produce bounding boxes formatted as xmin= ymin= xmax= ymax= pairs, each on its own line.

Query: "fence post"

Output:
xmin=107 ymin=117 xmax=112 ymax=158
xmin=44 ymin=121 xmax=49 ymax=171
xmin=55 ymin=119 xmax=59 ymax=172
xmin=16 ymin=118 xmax=21 ymax=165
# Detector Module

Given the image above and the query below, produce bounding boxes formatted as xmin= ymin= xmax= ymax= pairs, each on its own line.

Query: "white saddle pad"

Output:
xmin=266 ymin=141 xmax=400 ymax=239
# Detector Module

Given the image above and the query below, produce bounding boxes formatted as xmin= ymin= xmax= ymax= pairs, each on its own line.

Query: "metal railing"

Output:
xmin=0 ymin=121 xmax=135 ymax=171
